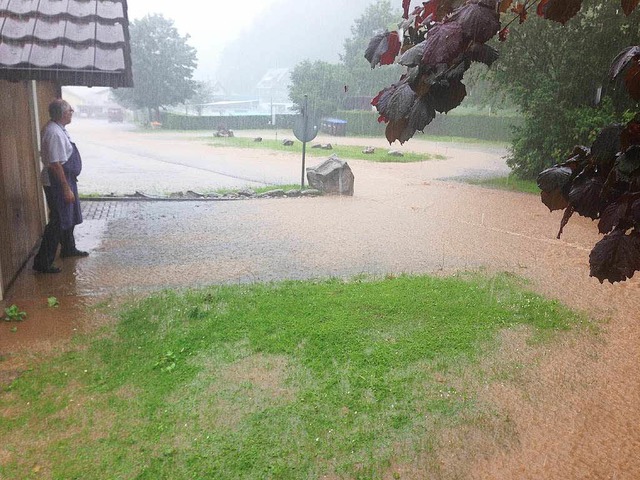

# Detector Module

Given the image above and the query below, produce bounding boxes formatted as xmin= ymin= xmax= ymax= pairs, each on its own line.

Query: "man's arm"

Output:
xmin=49 ymin=162 xmax=75 ymax=204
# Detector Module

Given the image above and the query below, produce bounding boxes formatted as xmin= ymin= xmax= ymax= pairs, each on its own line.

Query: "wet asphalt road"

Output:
xmin=5 ymin=117 xmax=517 ymax=302
xmin=73 ymin=119 xmax=300 ymax=194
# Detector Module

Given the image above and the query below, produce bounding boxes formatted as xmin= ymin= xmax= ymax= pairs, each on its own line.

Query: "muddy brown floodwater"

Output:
xmin=1 ymin=124 xmax=639 ymax=478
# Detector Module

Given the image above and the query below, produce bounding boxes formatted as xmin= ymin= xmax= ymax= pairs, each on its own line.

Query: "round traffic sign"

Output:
xmin=293 ymin=115 xmax=318 ymax=143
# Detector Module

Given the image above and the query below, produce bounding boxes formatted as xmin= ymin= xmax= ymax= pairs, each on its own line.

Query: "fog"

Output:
xmin=215 ymin=0 xmax=381 ymax=93
xmin=128 ymin=0 xmax=383 ymax=92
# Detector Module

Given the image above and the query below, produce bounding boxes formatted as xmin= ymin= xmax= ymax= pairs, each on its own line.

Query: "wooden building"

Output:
xmin=0 ymin=0 xmax=133 ymax=300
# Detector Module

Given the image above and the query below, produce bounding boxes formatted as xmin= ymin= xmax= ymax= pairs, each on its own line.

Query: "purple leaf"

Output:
xmin=614 ymin=145 xmax=640 ymax=182
xmin=589 ymin=230 xmax=640 ymax=283
xmin=421 ymin=22 xmax=465 ymax=68
xmin=446 ymin=1 xmax=501 ymax=44
xmin=398 ymin=41 xmax=427 ymax=67
xmin=407 ymin=98 xmax=437 ymax=131
xmin=426 ymin=80 xmax=467 ymax=113
xmin=466 ymin=42 xmax=499 ymax=67
xmin=541 ymin=189 xmax=569 ymax=212
xmin=598 ymin=202 xmax=629 ymax=234
xmin=591 ymin=124 xmax=624 ymax=172
xmin=537 ymin=166 xmax=573 ymax=192
xmin=365 ymin=31 xmax=389 ymax=68
xmin=385 ymin=82 xmax=418 ymax=122
xmin=568 ymin=175 xmax=604 ymax=220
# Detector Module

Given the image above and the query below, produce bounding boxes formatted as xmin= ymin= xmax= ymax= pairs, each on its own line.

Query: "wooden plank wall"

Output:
xmin=0 ymin=80 xmax=57 ymax=298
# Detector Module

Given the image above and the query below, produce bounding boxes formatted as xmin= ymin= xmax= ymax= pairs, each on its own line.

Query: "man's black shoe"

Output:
xmin=33 ymin=265 xmax=62 ymax=274
xmin=61 ymin=250 xmax=89 ymax=258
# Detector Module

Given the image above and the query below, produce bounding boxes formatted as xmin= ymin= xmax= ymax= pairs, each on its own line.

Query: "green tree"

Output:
xmin=186 ymin=81 xmax=214 ymax=116
xmin=288 ymin=0 xmax=402 ymax=116
xmin=341 ymin=0 xmax=403 ymax=96
xmin=112 ymin=14 xmax=197 ymax=121
xmin=492 ymin=1 xmax=640 ymax=178
xmin=288 ymin=60 xmax=348 ymax=118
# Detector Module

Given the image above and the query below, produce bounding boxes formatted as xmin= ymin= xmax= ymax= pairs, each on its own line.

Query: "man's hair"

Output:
xmin=49 ymin=99 xmax=71 ymax=121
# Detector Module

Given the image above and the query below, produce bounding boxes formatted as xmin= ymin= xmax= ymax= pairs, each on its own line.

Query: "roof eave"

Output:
xmin=0 ymin=67 xmax=133 ymax=88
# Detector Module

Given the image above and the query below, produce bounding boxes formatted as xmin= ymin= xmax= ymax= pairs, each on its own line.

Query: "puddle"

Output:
xmin=0 ymin=218 xmax=110 ymax=356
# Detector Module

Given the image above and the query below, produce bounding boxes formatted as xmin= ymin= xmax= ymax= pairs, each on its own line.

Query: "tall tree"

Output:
xmin=112 ymin=14 xmax=197 ymax=120
xmin=288 ymin=61 xmax=348 ymax=118
xmin=186 ymin=81 xmax=215 ymax=116
xmin=341 ymin=0 xmax=403 ymax=96
xmin=288 ymin=0 xmax=402 ymax=116
xmin=493 ymin=1 xmax=640 ymax=179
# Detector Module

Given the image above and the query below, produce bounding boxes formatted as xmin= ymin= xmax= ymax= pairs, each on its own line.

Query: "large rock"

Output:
xmin=306 ymin=155 xmax=354 ymax=196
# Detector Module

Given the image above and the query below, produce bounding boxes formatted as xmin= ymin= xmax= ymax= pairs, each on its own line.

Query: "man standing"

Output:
xmin=32 ymin=99 xmax=88 ymax=274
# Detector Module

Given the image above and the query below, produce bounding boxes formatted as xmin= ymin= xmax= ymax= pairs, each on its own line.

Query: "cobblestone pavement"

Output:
xmin=81 ymin=200 xmax=132 ymax=220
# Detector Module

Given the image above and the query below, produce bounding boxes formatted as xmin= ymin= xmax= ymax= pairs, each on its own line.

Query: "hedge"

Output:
xmin=160 ymin=110 xmax=521 ymax=142
xmin=160 ymin=112 xmax=297 ymax=130
xmin=337 ymin=110 xmax=522 ymax=142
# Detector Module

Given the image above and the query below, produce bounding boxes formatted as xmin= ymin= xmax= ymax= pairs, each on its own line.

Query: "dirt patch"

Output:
xmin=207 ymin=353 xmax=296 ymax=431
xmin=220 ymin=353 xmax=295 ymax=400
xmin=0 ymin=367 xmax=25 ymax=391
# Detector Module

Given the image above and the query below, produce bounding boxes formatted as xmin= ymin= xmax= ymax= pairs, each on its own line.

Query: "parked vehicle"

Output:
xmin=107 ymin=107 xmax=124 ymax=123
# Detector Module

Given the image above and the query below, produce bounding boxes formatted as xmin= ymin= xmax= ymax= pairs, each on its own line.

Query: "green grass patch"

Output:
xmin=0 ymin=273 xmax=585 ymax=479
xmin=467 ymin=175 xmax=540 ymax=194
xmin=206 ymin=136 xmax=443 ymax=162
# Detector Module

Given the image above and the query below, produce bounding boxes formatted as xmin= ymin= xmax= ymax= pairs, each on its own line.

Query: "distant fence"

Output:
xmin=160 ymin=110 xmax=521 ymax=142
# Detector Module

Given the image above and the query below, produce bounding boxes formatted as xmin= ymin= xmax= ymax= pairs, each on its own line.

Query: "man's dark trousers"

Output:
xmin=33 ymin=186 xmax=76 ymax=270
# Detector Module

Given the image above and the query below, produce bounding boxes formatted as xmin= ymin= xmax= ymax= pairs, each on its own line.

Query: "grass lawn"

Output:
xmin=467 ymin=175 xmax=540 ymax=194
xmin=206 ymin=136 xmax=445 ymax=163
xmin=0 ymin=273 xmax=585 ymax=479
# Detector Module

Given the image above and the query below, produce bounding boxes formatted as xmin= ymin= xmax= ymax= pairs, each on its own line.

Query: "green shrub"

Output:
xmin=337 ymin=110 xmax=521 ymax=141
xmin=160 ymin=112 xmax=297 ymax=130
xmin=507 ymin=92 xmax=619 ymax=180
xmin=160 ymin=111 xmax=520 ymax=143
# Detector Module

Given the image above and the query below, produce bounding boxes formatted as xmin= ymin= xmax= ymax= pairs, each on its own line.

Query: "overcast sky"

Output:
xmin=126 ymin=0 xmax=281 ymax=79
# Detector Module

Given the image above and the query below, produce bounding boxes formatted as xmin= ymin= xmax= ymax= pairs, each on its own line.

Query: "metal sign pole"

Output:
xmin=301 ymin=95 xmax=308 ymax=190
xmin=293 ymin=94 xmax=318 ymax=190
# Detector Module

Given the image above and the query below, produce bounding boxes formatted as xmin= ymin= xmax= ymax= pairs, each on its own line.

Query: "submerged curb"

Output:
xmin=81 ymin=188 xmax=323 ymax=202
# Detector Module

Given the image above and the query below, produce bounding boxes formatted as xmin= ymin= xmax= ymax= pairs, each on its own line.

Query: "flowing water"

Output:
xmin=1 ymin=119 xmax=638 ymax=478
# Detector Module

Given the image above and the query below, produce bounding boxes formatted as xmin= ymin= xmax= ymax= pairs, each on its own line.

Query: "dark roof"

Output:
xmin=0 ymin=0 xmax=132 ymax=87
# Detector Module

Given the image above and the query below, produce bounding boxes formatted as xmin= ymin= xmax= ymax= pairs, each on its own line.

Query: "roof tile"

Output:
xmin=61 ymin=44 xmax=94 ymax=68
xmin=96 ymin=1 xmax=124 ymax=20
xmin=1 ymin=16 xmax=36 ymax=40
xmin=3 ymin=0 xmax=39 ymax=16
xmin=66 ymin=0 xmax=97 ymax=19
xmin=32 ymin=18 xmax=67 ymax=41
xmin=37 ymin=0 xmax=71 ymax=17
xmin=95 ymin=45 xmax=124 ymax=70
xmin=29 ymin=43 xmax=64 ymax=66
xmin=63 ymin=19 xmax=96 ymax=43
xmin=0 ymin=41 xmax=31 ymax=65
xmin=96 ymin=22 xmax=123 ymax=43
